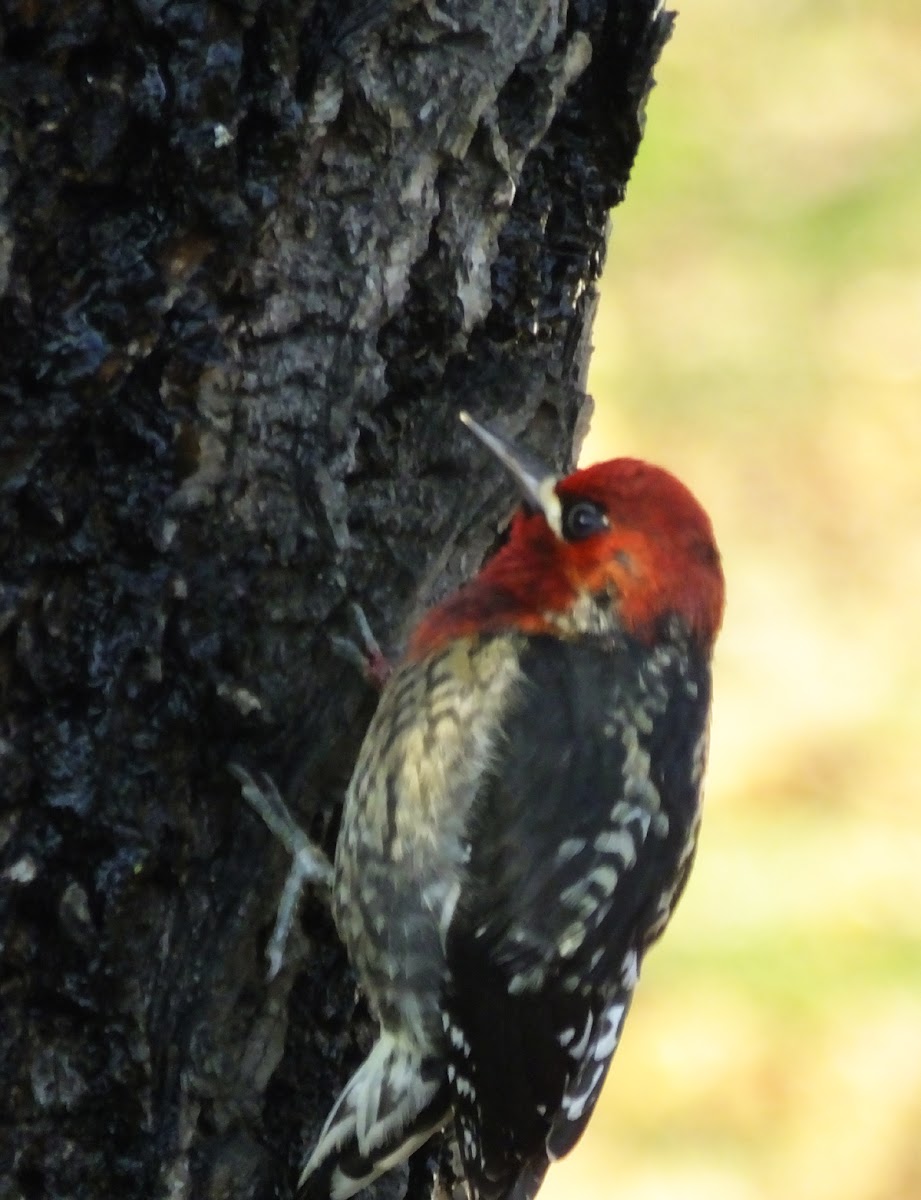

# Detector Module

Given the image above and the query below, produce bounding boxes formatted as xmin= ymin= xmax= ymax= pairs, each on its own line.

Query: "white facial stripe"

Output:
xmin=538 ymin=477 xmax=563 ymax=538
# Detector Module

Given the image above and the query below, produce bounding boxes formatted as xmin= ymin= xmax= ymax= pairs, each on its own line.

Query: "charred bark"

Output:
xmin=0 ymin=1 xmax=672 ymax=1197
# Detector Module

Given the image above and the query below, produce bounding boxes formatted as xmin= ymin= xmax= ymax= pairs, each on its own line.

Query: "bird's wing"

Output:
xmin=443 ymin=630 xmax=710 ymax=1199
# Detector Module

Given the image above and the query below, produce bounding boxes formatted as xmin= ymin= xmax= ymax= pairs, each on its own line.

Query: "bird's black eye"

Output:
xmin=561 ymin=498 xmax=608 ymax=542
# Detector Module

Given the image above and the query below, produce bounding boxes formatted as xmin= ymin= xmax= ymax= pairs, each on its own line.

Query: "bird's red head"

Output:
xmin=409 ymin=414 xmax=725 ymax=660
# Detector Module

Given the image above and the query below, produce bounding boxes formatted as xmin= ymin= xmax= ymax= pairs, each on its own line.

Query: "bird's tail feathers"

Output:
xmin=298 ymin=1032 xmax=450 ymax=1200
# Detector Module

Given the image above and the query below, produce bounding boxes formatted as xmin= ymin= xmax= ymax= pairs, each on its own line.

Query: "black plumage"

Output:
xmin=444 ymin=625 xmax=711 ymax=1199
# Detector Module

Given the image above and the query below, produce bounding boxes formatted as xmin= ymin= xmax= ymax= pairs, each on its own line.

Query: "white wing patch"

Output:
xmin=620 ymin=947 xmax=639 ymax=989
xmin=560 ymin=1061 xmax=606 ymax=1124
xmin=548 ymin=991 xmax=633 ymax=1160
xmin=567 ymin=1010 xmax=595 ymax=1059
xmin=590 ymin=1001 xmax=626 ymax=1061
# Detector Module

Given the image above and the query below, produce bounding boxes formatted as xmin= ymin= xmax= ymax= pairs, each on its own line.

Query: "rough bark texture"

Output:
xmin=0 ymin=2 xmax=673 ymax=1197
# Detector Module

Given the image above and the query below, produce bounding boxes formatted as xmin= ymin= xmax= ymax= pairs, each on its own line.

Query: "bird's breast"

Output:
xmin=333 ymin=633 xmax=525 ymax=1029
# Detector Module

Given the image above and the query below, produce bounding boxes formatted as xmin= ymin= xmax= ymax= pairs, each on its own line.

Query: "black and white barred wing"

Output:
xmin=444 ymin=632 xmax=710 ymax=1200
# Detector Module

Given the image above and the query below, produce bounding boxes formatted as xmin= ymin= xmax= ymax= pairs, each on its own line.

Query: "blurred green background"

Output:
xmin=544 ymin=3 xmax=921 ymax=1199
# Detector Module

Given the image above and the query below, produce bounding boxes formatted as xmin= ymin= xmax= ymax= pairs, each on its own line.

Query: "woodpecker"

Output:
xmin=294 ymin=411 xmax=725 ymax=1200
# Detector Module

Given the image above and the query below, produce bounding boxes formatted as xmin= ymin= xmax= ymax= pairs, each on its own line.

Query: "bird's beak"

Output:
xmin=459 ymin=411 xmax=563 ymax=537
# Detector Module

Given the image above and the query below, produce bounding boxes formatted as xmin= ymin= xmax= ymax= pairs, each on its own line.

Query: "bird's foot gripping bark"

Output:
xmin=229 ymin=765 xmax=333 ymax=980
xmin=330 ymin=602 xmax=393 ymax=689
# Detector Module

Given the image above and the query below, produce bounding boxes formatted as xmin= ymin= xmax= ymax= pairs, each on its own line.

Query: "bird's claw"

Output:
xmin=230 ymin=764 xmax=334 ymax=980
xmin=330 ymin=601 xmax=392 ymax=689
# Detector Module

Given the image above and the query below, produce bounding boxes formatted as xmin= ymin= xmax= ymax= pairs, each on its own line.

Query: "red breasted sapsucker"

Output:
xmin=297 ymin=412 xmax=725 ymax=1200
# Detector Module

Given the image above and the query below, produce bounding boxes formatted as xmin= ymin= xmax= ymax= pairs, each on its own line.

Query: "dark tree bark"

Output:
xmin=0 ymin=2 xmax=673 ymax=1197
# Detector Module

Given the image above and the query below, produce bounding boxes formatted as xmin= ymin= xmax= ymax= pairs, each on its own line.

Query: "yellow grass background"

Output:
xmin=544 ymin=3 xmax=921 ymax=1198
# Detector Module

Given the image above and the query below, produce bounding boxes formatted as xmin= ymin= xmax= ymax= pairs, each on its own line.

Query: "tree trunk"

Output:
xmin=0 ymin=1 xmax=672 ymax=1197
